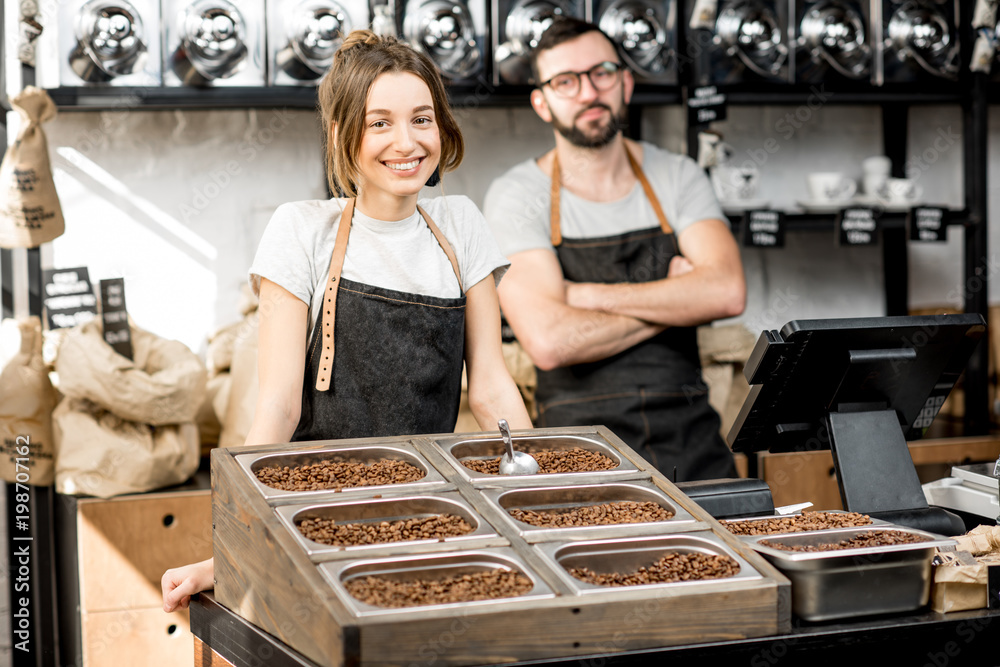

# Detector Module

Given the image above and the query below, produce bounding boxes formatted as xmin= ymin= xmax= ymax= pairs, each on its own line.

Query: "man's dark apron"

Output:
xmin=293 ymin=199 xmax=466 ymax=441
xmin=535 ymin=147 xmax=736 ymax=481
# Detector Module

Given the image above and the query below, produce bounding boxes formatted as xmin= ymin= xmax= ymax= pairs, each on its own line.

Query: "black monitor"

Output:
xmin=727 ymin=314 xmax=986 ymax=524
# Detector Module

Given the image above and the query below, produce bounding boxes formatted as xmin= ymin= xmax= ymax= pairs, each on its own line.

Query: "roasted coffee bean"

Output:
xmin=569 ymin=552 xmax=740 ymax=587
xmin=345 ymin=569 xmax=533 ymax=608
xmin=297 ymin=513 xmax=473 ymax=546
xmin=509 ymin=501 xmax=674 ymax=527
xmin=759 ymin=529 xmax=930 ymax=552
xmin=462 ymin=448 xmax=617 ymax=475
xmin=723 ymin=511 xmax=873 ymax=536
xmin=254 ymin=458 xmax=424 ymax=492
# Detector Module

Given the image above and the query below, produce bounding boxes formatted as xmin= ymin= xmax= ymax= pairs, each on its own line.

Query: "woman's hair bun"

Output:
xmin=336 ymin=29 xmax=384 ymax=61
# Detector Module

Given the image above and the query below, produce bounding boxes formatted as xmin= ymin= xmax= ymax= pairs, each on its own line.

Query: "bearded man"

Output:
xmin=484 ymin=16 xmax=746 ymax=481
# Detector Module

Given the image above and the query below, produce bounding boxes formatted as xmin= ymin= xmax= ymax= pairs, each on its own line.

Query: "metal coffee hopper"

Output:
xmin=235 ymin=442 xmax=452 ymax=502
xmin=747 ymin=526 xmax=954 ymax=621
xmin=535 ymin=532 xmax=764 ymax=595
xmin=714 ymin=0 xmax=790 ymax=82
xmin=59 ymin=0 xmax=161 ymax=86
xmin=400 ymin=0 xmax=485 ymax=82
xmin=595 ymin=0 xmax=677 ymax=84
xmin=492 ymin=0 xmax=586 ymax=85
xmin=878 ymin=0 xmax=958 ymax=83
xmin=164 ymin=0 xmax=266 ymax=87
xmin=274 ymin=491 xmax=505 ymax=560
xmin=319 ymin=547 xmax=559 ymax=617
xmin=432 ymin=429 xmax=645 ymax=487
xmin=269 ymin=0 xmax=368 ymax=85
xmin=480 ymin=481 xmax=701 ymax=542
xmin=795 ymin=0 xmax=872 ymax=82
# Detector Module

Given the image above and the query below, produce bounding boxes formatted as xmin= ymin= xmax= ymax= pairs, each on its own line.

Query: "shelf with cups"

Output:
xmin=724 ymin=207 xmax=969 ymax=232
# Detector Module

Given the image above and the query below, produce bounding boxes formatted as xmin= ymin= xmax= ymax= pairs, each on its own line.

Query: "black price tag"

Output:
xmin=688 ymin=85 xmax=727 ymax=125
xmin=41 ymin=267 xmax=98 ymax=330
xmin=908 ymin=206 xmax=948 ymax=242
xmin=837 ymin=208 xmax=878 ymax=246
xmin=100 ymin=278 xmax=133 ymax=360
xmin=742 ymin=210 xmax=785 ymax=248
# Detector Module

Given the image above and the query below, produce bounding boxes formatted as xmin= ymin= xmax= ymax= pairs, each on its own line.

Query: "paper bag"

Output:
xmin=0 ymin=317 xmax=57 ymax=486
xmin=0 ymin=87 xmax=65 ymax=248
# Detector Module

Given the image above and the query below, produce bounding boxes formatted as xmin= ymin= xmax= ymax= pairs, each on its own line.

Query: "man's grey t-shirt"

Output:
xmin=484 ymin=141 xmax=725 ymax=256
xmin=249 ymin=195 xmax=509 ymax=343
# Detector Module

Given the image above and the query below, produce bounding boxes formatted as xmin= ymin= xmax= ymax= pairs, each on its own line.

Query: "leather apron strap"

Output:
xmin=315 ymin=199 xmax=463 ymax=391
xmin=549 ymin=144 xmax=674 ymax=247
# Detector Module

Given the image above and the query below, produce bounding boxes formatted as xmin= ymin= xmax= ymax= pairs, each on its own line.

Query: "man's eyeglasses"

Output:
xmin=538 ymin=61 xmax=623 ymax=98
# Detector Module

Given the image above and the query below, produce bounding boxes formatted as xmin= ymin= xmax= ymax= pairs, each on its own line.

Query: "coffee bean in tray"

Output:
xmin=346 ymin=570 xmax=534 ymax=608
xmin=723 ymin=511 xmax=873 ymax=536
xmin=759 ymin=530 xmax=930 ymax=553
xmin=510 ymin=501 xmax=674 ymax=527
xmin=297 ymin=514 xmax=473 ymax=546
xmin=569 ymin=552 xmax=740 ymax=587
xmin=255 ymin=458 xmax=424 ymax=492
xmin=463 ymin=447 xmax=617 ymax=474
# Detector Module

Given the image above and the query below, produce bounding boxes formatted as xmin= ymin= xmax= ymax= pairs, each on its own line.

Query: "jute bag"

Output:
xmin=52 ymin=319 xmax=206 ymax=497
xmin=0 ymin=87 xmax=65 ymax=248
xmin=0 ymin=317 xmax=57 ymax=486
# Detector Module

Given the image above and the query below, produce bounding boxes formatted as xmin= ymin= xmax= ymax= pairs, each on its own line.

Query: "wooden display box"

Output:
xmin=56 ymin=474 xmax=213 ymax=667
xmin=213 ymin=426 xmax=791 ymax=666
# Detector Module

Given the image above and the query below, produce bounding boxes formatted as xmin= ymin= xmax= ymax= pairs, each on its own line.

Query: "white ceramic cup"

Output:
xmin=712 ymin=165 xmax=760 ymax=202
xmin=863 ymin=173 xmax=889 ymax=197
xmin=885 ymin=177 xmax=923 ymax=204
xmin=806 ymin=172 xmax=857 ymax=202
xmin=862 ymin=155 xmax=892 ymax=176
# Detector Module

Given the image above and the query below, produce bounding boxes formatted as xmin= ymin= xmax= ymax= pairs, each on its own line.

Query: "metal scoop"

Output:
xmin=497 ymin=419 xmax=539 ymax=475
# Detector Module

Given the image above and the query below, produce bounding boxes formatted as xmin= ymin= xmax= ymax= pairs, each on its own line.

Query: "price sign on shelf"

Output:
xmin=100 ymin=278 xmax=133 ymax=361
xmin=741 ymin=210 xmax=785 ymax=248
xmin=908 ymin=206 xmax=948 ymax=243
xmin=687 ymin=86 xmax=727 ymax=126
xmin=836 ymin=208 xmax=878 ymax=246
xmin=41 ymin=267 xmax=98 ymax=330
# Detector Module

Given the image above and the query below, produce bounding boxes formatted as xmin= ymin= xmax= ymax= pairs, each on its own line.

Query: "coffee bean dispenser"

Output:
xmin=212 ymin=426 xmax=791 ymax=666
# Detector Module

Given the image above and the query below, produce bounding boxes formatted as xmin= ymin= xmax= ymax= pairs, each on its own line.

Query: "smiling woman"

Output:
xmin=160 ymin=29 xmax=533 ymax=614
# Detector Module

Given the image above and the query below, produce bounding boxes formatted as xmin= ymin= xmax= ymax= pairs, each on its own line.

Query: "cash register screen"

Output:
xmin=727 ymin=314 xmax=986 ymax=454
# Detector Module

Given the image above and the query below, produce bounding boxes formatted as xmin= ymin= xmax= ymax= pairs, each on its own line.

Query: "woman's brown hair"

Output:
xmin=317 ymin=30 xmax=464 ymax=197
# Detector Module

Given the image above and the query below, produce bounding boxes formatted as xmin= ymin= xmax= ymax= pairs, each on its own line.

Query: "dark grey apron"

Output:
xmin=293 ymin=199 xmax=466 ymax=441
xmin=535 ymin=147 xmax=736 ymax=481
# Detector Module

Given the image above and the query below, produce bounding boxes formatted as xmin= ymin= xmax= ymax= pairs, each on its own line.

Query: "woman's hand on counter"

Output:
xmin=162 ymin=557 xmax=215 ymax=613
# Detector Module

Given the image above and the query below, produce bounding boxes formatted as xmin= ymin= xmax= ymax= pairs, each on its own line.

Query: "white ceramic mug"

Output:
xmin=885 ymin=177 xmax=923 ymax=204
xmin=712 ymin=164 xmax=760 ymax=202
xmin=863 ymin=173 xmax=889 ymax=197
xmin=806 ymin=172 xmax=856 ymax=202
xmin=862 ymin=155 xmax=892 ymax=176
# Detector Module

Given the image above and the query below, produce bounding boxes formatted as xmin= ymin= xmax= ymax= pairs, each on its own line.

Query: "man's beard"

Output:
xmin=552 ymin=103 xmax=628 ymax=149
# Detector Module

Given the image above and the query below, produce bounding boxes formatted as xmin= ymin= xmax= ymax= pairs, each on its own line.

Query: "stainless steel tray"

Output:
xmin=747 ymin=527 xmax=955 ymax=621
xmin=534 ymin=532 xmax=763 ymax=596
xmin=274 ymin=492 xmax=503 ymax=560
xmin=319 ymin=547 xmax=558 ymax=617
xmin=721 ymin=511 xmax=890 ymax=541
xmin=480 ymin=482 xmax=701 ymax=542
xmin=432 ymin=432 xmax=644 ymax=487
xmin=235 ymin=443 xmax=450 ymax=501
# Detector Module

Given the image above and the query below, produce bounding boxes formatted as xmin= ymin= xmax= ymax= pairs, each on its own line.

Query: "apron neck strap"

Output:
xmin=549 ymin=143 xmax=674 ymax=247
xmin=315 ymin=199 xmax=464 ymax=391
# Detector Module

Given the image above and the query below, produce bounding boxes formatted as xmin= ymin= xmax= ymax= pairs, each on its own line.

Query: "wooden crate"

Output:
xmin=57 ymin=479 xmax=213 ymax=666
xmin=213 ymin=426 xmax=790 ymax=666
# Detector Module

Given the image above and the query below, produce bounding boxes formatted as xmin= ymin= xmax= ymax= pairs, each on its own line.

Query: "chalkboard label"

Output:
xmin=688 ymin=86 xmax=727 ymax=125
xmin=41 ymin=267 xmax=97 ymax=330
xmin=742 ymin=210 xmax=785 ymax=248
xmin=100 ymin=278 xmax=133 ymax=360
xmin=909 ymin=206 xmax=948 ymax=243
xmin=837 ymin=208 xmax=878 ymax=246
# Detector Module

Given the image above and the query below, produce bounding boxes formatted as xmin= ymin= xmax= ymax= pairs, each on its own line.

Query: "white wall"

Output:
xmin=3 ymin=100 xmax=996 ymax=355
